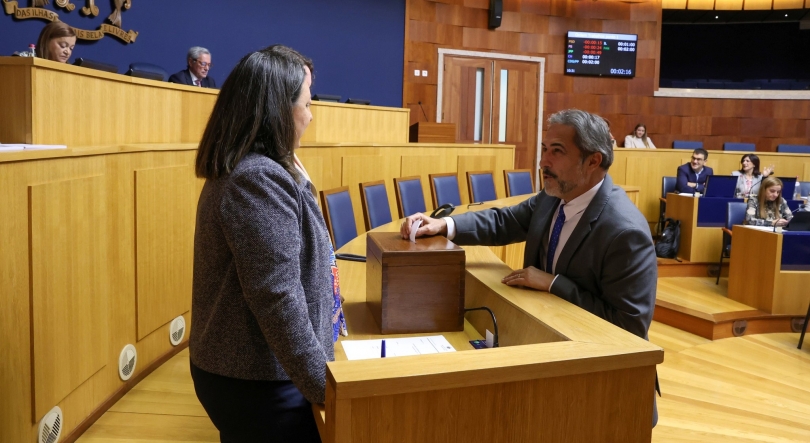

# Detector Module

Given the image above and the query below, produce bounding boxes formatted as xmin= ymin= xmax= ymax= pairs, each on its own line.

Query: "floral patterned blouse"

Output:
xmin=744 ymin=197 xmax=793 ymax=226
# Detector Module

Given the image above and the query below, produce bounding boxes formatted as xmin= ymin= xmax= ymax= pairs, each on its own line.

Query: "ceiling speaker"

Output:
xmin=169 ymin=315 xmax=186 ymax=346
xmin=489 ymin=0 xmax=502 ymax=29
xmin=118 ymin=344 xmax=137 ymax=381
xmin=38 ymin=406 xmax=63 ymax=443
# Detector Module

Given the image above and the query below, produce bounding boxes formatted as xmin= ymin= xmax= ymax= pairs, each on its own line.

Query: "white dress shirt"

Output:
xmin=190 ymin=71 xmax=201 ymax=86
xmin=445 ymin=179 xmax=604 ymax=290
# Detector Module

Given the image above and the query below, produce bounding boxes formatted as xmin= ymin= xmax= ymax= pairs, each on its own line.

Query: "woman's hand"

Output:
xmin=774 ymin=218 xmax=789 ymax=227
xmin=763 ymin=164 xmax=775 ymax=176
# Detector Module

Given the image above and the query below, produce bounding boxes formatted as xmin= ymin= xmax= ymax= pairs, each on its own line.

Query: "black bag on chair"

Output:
xmin=655 ymin=218 xmax=680 ymax=259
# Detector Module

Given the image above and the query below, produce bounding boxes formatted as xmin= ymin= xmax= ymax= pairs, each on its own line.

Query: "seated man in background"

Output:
xmin=169 ymin=46 xmax=217 ymax=88
xmin=676 ymin=148 xmax=713 ymax=194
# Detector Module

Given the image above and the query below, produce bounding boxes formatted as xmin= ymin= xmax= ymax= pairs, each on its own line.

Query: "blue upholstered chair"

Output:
xmin=466 ymin=171 xmax=497 ymax=203
xmin=776 ymin=144 xmax=810 ymax=154
xmin=393 ymin=176 xmax=427 ymax=218
xmin=429 ymin=172 xmax=462 ymax=208
xmin=125 ymin=62 xmax=168 ymax=81
xmin=723 ymin=142 xmax=755 ymax=152
xmin=503 ymin=169 xmax=535 ymax=197
xmin=359 ymin=180 xmax=393 ymax=231
xmin=319 ymin=186 xmax=358 ymax=250
xmin=673 ymin=140 xmax=703 ymax=150
xmin=658 ymin=176 xmax=677 ymax=236
xmin=716 ymin=202 xmax=747 ymax=285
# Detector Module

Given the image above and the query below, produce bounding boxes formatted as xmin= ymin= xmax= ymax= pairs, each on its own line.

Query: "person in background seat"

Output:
xmin=731 ymin=153 xmax=773 ymax=198
xmin=676 ymin=148 xmax=713 ymax=194
xmin=169 ymin=46 xmax=217 ymax=88
xmin=624 ymin=123 xmax=656 ymax=149
xmin=744 ymin=176 xmax=793 ymax=227
xmin=36 ymin=22 xmax=76 ymax=63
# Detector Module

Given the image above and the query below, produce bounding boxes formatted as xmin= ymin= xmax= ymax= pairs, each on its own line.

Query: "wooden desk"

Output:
xmin=316 ymin=201 xmax=663 ymax=443
xmin=728 ymin=226 xmax=810 ymax=315
xmin=666 ymin=193 xmax=724 ymax=262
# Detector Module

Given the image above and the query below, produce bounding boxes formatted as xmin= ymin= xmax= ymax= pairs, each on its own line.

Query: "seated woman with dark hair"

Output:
xmin=744 ymin=176 xmax=793 ymax=227
xmin=190 ymin=45 xmax=346 ymax=442
xmin=36 ymin=21 xmax=77 ymax=63
xmin=731 ymin=153 xmax=773 ymax=197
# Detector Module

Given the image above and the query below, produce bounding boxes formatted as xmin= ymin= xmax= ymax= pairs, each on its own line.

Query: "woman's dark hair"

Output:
xmin=196 ymin=45 xmax=313 ymax=180
xmin=739 ymin=154 xmax=761 ymax=177
xmin=632 ymin=123 xmax=648 ymax=142
xmin=36 ymin=22 xmax=76 ymax=60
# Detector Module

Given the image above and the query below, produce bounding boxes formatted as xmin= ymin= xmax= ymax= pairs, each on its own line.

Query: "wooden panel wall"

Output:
xmin=0 ymin=150 xmax=197 ymax=442
xmin=404 ymin=0 xmax=810 ymax=153
xmin=29 ymin=176 xmax=109 ymax=420
xmin=300 ymin=102 xmax=411 ymax=144
xmin=134 ymin=166 xmax=196 ymax=340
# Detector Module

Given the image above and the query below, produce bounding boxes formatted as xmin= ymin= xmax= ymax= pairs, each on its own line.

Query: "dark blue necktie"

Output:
xmin=546 ymin=204 xmax=566 ymax=274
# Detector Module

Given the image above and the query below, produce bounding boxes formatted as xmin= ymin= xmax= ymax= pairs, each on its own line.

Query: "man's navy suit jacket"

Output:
xmin=676 ymin=163 xmax=713 ymax=194
xmin=168 ymin=68 xmax=217 ymax=88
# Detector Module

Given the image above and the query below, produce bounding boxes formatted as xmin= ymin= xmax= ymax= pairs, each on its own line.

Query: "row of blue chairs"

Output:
xmin=670 ymin=140 xmax=810 ymax=153
xmin=661 ymin=78 xmax=810 ymax=91
xmin=320 ymin=170 xmax=536 ymax=250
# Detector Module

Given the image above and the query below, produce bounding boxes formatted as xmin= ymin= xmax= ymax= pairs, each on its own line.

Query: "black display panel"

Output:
xmin=565 ymin=31 xmax=638 ymax=78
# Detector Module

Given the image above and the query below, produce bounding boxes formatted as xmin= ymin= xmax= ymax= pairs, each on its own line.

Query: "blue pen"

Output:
xmin=381 ymin=339 xmax=386 ymax=358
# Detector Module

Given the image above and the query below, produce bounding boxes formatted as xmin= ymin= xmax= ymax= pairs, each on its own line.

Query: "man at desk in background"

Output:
xmin=676 ymin=148 xmax=713 ymax=194
xmin=401 ymin=109 xmax=659 ymax=425
xmin=169 ymin=46 xmax=217 ymax=88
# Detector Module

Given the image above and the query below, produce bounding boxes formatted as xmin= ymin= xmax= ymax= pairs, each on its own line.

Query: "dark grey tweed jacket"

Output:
xmin=190 ymin=152 xmax=334 ymax=404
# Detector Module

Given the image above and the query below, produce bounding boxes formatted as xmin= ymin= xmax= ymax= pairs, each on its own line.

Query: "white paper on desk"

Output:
xmin=0 ymin=144 xmax=67 ymax=151
xmin=743 ymin=225 xmax=779 ymax=232
xmin=341 ymin=335 xmax=455 ymax=360
xmin=0 ymin=144 xmax=25 ymax=152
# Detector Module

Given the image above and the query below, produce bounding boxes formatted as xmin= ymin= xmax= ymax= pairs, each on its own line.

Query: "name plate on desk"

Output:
xmin=366 ymin=232 xmax=465 ymax=334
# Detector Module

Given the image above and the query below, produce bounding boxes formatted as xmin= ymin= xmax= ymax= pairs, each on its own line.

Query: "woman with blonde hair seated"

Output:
xmin=36 ymin=21 xmax=77 ymax=63
xmin=744 ymin=176 xmax=793 ymax=227
xmin=624 ymin=123 xmax=656 ymax=149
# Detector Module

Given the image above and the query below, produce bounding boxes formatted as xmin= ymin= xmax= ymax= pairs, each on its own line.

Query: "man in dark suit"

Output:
xmin=401 ymin=109 xmax=659 ymax=425
xmin=675 ymin=148 xmax=713 ymax=194
xmin=168 ymin=46 xmax=217 ymax=88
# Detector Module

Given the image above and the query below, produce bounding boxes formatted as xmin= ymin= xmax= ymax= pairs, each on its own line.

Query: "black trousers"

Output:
xmin=190 ymin=363 xmax=322 ymax=443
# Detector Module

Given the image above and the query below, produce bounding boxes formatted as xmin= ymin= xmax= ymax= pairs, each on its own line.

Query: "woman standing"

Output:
xmin=744 ymin=176 xmax=793 ymax=227
xmin=731 ymin=154 xmax=773 ymax=197
xmin=624 ymin=123 xmax=656 ymax=149
xmin=191 ymin=45 xmax=341 ymax=442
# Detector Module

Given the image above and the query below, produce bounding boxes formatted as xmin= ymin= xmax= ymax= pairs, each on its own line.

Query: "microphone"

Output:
xmin=418 ymin=101 xmax=429 ymax=122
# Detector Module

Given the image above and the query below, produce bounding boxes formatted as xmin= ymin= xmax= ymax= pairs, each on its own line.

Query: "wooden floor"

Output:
xmin=78 ymin=287 xmax=810 ymax=442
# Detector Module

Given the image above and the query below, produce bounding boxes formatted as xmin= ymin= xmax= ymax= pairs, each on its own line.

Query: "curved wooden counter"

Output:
xmin=317 ymin=200 xmax=664 ymax=442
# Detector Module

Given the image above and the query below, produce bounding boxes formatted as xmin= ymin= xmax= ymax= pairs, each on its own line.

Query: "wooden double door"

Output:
xmin=441 ymin=56 xmax=540 ymax=170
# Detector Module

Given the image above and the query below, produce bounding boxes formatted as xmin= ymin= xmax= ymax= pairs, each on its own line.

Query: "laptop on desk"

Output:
xmin=704 ymin=175 xmax=738 ymax=198
xmin=786 ymin=211 xmax=810 ymax=232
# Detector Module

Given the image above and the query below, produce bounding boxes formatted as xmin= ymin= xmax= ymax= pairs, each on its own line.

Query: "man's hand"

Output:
xmin=400 ymin=213 xmax=448 ymax=239
xmin=501 ymin=266 xmax=555 ymax=292
xmin=687 ymin=182 xmax=697 ymax=188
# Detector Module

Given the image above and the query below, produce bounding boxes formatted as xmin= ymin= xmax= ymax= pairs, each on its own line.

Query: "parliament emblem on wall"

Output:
xmin=3 ymin=0 xmax=138 ymax=43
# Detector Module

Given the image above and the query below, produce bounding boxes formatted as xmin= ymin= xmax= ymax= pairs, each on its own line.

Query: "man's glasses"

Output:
xmin=193 ymin=60 xmax=212 ymax=68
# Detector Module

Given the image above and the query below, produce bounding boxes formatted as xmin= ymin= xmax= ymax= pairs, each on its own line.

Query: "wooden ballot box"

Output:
xmin=366 ymin=232 xmax=465 ymax=334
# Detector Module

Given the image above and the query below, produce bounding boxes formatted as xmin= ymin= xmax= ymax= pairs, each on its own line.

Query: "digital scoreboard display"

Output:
xmin=565 ymin=31 xmax=638 ymax=78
